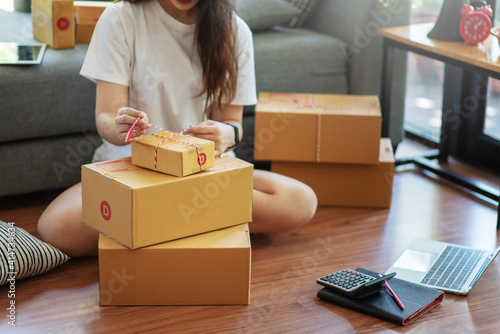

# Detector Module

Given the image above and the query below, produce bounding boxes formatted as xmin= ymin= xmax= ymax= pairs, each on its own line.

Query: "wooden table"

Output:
xmin=380 ymin=23 xmax=500 ymax=211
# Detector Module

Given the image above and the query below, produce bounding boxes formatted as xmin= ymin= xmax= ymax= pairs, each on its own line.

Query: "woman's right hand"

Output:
xmin=115 ymin=107 xmax=150 ymax=142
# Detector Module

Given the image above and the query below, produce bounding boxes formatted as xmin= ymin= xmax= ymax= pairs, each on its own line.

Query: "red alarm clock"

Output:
xmin=459 ymin=1 xmax=493 ymax=45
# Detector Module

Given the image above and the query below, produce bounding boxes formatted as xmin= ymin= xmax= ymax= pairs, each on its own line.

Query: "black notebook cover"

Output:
xmin=317 ymin=268 xmax=444 ymax=325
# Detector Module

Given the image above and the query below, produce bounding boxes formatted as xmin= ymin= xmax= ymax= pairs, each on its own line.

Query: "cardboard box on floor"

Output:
xmin=271 ymin=139 xmax=394 ymax=208
xmin=82 ymin=156 xmax=253 ymax=249
xmin=254 ymin=93 xmax=381 ymax=165
xmin=131 ymin=131 xmax=215 ymax=177
xmin=32 ymin=0 xmax=75 ymax=49
xmin=74 ymin=1 xmax=111 ymax=44
xmin=99 ymin=223 xmax=251 ymax=305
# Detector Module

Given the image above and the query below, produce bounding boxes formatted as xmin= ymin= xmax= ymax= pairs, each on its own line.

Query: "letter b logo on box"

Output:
xmin=100 ymin=201 xmax=111 ymax=221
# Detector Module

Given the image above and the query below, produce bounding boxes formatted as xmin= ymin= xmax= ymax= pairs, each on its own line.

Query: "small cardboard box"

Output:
xmin=271 ymin=138 xmax=394 ymax=208
xmin=74 ymin=1 xmax=111 ymax=44
xmin=82 ymin=156 xmax=253 ymax=249
xmin=131 ymin=131 xmax=215 ymax=177
xmin=32 ymin=0 xmax=75 ymax=49
xmin=254 ymin=93 xmax=381 ymax=164
xmin=99 ymin=223 xmax=251 ymax=305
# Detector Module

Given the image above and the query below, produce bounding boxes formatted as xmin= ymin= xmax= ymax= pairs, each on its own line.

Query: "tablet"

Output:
xmin=0 ymin=42 xmax=47 ymax=65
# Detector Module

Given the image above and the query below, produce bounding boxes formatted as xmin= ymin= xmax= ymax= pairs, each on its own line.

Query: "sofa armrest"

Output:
xmin=304 ymin=0 xmax=411 ymax=146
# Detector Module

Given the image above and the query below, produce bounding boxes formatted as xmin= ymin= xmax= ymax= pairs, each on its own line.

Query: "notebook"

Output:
xmin=385 ymin=239 xmax=500 ymax=295
xmin=317 ymin=268 xmax=444 ymax=325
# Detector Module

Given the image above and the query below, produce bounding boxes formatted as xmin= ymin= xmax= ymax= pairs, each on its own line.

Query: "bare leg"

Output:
xmin=37 ymin=170 xmax=317 ymax=257
xmin=38 ymin=183 xmax=98 ymax=258
xmin=251 ymin=169 xmax=318 ymax=233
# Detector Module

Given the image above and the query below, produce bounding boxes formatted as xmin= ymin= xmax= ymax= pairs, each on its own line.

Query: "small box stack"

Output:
xmin=82 ymin=131 xmax=253 ymax=305
xmin=32 ymin=0 xmax=75 ymax=49
xmin=254 ymin=92 xmax=394 ymax=208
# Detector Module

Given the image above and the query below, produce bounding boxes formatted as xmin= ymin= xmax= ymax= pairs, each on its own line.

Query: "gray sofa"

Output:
xmin=0 ymin=0 xmax=410 ymax=197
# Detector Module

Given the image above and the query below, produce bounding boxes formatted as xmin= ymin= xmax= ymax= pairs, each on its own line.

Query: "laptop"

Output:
xmin=0 ymin=42 xmax=47 ymax=65
xmin=385 ymin=239 xmax=500 ymax=295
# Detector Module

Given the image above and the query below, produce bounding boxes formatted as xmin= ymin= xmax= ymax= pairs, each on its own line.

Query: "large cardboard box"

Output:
xmin=271 ymin=138 xmax=394 ymax=208
xmin=82 ymin=156 xmax=253 ymax=249
xmin=32 ymin=0 xmax=75 ymax=49
xmin=74 ymin=1 xmax=111 ymax=44
xmin=131 ymin=131 xmax=215 ymax=177
xmin=254 ymin=93 xmax=381 ymax=164
xmin=99 ymin=223 xmax=251 ymax=305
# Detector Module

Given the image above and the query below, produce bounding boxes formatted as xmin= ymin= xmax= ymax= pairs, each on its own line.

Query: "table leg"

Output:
xmin=440 ymin=64 xmax=463 ymax=162
xmin=381 ymin=39 xmax=393 ymax=138
xmin=393 ymin=60 xmax=499 ymax=205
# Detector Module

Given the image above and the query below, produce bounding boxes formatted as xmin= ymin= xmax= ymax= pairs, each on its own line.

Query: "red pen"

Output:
xmin=384 ymin=279 xmax=405 ymax=310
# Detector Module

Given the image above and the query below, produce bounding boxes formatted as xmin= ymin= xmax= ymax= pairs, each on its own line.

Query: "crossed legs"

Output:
xmin=38 ymin=170 xmax=317 ymax=257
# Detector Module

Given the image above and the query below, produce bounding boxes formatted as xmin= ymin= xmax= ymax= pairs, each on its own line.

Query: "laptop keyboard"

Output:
xmin=420 ymin=246 xmax=485 ymax=290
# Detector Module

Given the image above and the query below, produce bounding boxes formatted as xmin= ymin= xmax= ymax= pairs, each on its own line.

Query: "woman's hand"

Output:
xmin=95 ymin=80 xmax=150 ymax=146
xmin=115 ymin=107 xmax=150 ymax=142
xmin=186 ymin=120 xmax=237 ymax=156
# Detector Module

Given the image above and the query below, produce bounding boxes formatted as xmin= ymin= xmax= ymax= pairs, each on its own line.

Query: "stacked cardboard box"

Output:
xmin=131 ymin=130 xmax=215 ymax=177
xmin=74 ymin=1 xmax=112 ymax=43
xmin=33 ymin=0 xmax=112 ymax=47
xmin=254 ymin=92 xmax=394 ymax=208
xmin=32 ymin=0 xmax=75 ymax=49
xmin=82 ymin=137 xmax=253 ymax=305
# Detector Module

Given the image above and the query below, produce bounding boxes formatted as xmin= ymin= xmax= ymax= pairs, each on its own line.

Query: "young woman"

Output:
xmin=38 ymin=0 xmax=317 ymax=257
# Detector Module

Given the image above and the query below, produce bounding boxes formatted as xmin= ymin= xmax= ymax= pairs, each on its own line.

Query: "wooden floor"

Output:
xmin=1 ymin=141 xmax=499 ymax=334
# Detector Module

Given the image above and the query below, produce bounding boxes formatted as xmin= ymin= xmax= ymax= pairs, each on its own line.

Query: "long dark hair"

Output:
xmin=123 ymin=0 xmax=238 ymax=116
xmin=196 ymin=0 xmax=237 ymax=116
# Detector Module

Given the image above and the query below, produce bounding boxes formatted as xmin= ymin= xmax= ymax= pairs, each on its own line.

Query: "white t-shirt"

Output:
xmin=80 ymin=0 xmax=257 ymax=162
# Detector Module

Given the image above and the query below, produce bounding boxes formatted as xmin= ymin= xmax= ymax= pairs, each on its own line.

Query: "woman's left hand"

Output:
xmin=185 ymin=120 xmax=236 ymax=156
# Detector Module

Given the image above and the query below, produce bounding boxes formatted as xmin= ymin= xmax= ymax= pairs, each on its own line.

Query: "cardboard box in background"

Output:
xmin=131 ymin=131 xmax=215 ymax=177
xmin=32 ymin=0 xmax=75 ymax=49
xmin=271 ymin=138 xmax=395 ymax=208
xmin=82 ymin=156 xmax=253 ymax=249
xmin=254 ymin=93 xmax=381 ymax=165
xmin=74 ymin=1 xmax=111 ymax=43
xmin=99 ymin=223 xmax=251 ymax=305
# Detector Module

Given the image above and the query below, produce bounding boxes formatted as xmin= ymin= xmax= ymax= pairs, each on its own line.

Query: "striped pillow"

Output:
xmin=283 ymin=0 xmax=319 ymax=27
xmin=0 ymin=220 xmax=70 ymax=286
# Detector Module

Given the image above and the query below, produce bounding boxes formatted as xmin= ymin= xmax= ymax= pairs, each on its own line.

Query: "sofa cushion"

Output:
xmin=253 ymin=27 xmax=349 ymax=95
xmin=0 ymin=220 xmax=70 ymax=286
xmin=0 ymin=9 xmax=96 ymax=144
xmin=283 ymin=0 xmax=320 ymax=27
xmin=0 ymin=132 xmax=102 ymax=196
xmin=236 ymin=0 xmax=300 ymax=32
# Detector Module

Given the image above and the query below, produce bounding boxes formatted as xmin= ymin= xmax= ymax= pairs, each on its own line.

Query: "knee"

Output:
xmin=38 ymin=213 xmax=94 ymax=258
xmin=37 ymin=212 xmax=67 ymax=249
xmin=287 ymin=182 xmax=318 ymax=229
xmin=252 ymin=170 xmax=318 ymax=233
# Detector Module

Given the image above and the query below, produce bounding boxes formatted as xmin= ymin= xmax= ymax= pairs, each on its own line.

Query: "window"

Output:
xmin=405 ymin=0 xmax=500 ymax=143
xmin=404 ymin=0 xmax=443 ymax=143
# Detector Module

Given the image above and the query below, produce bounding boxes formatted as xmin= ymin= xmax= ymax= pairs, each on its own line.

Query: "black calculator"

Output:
xmin=316 ymin=269 xmax=396 ymax=298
